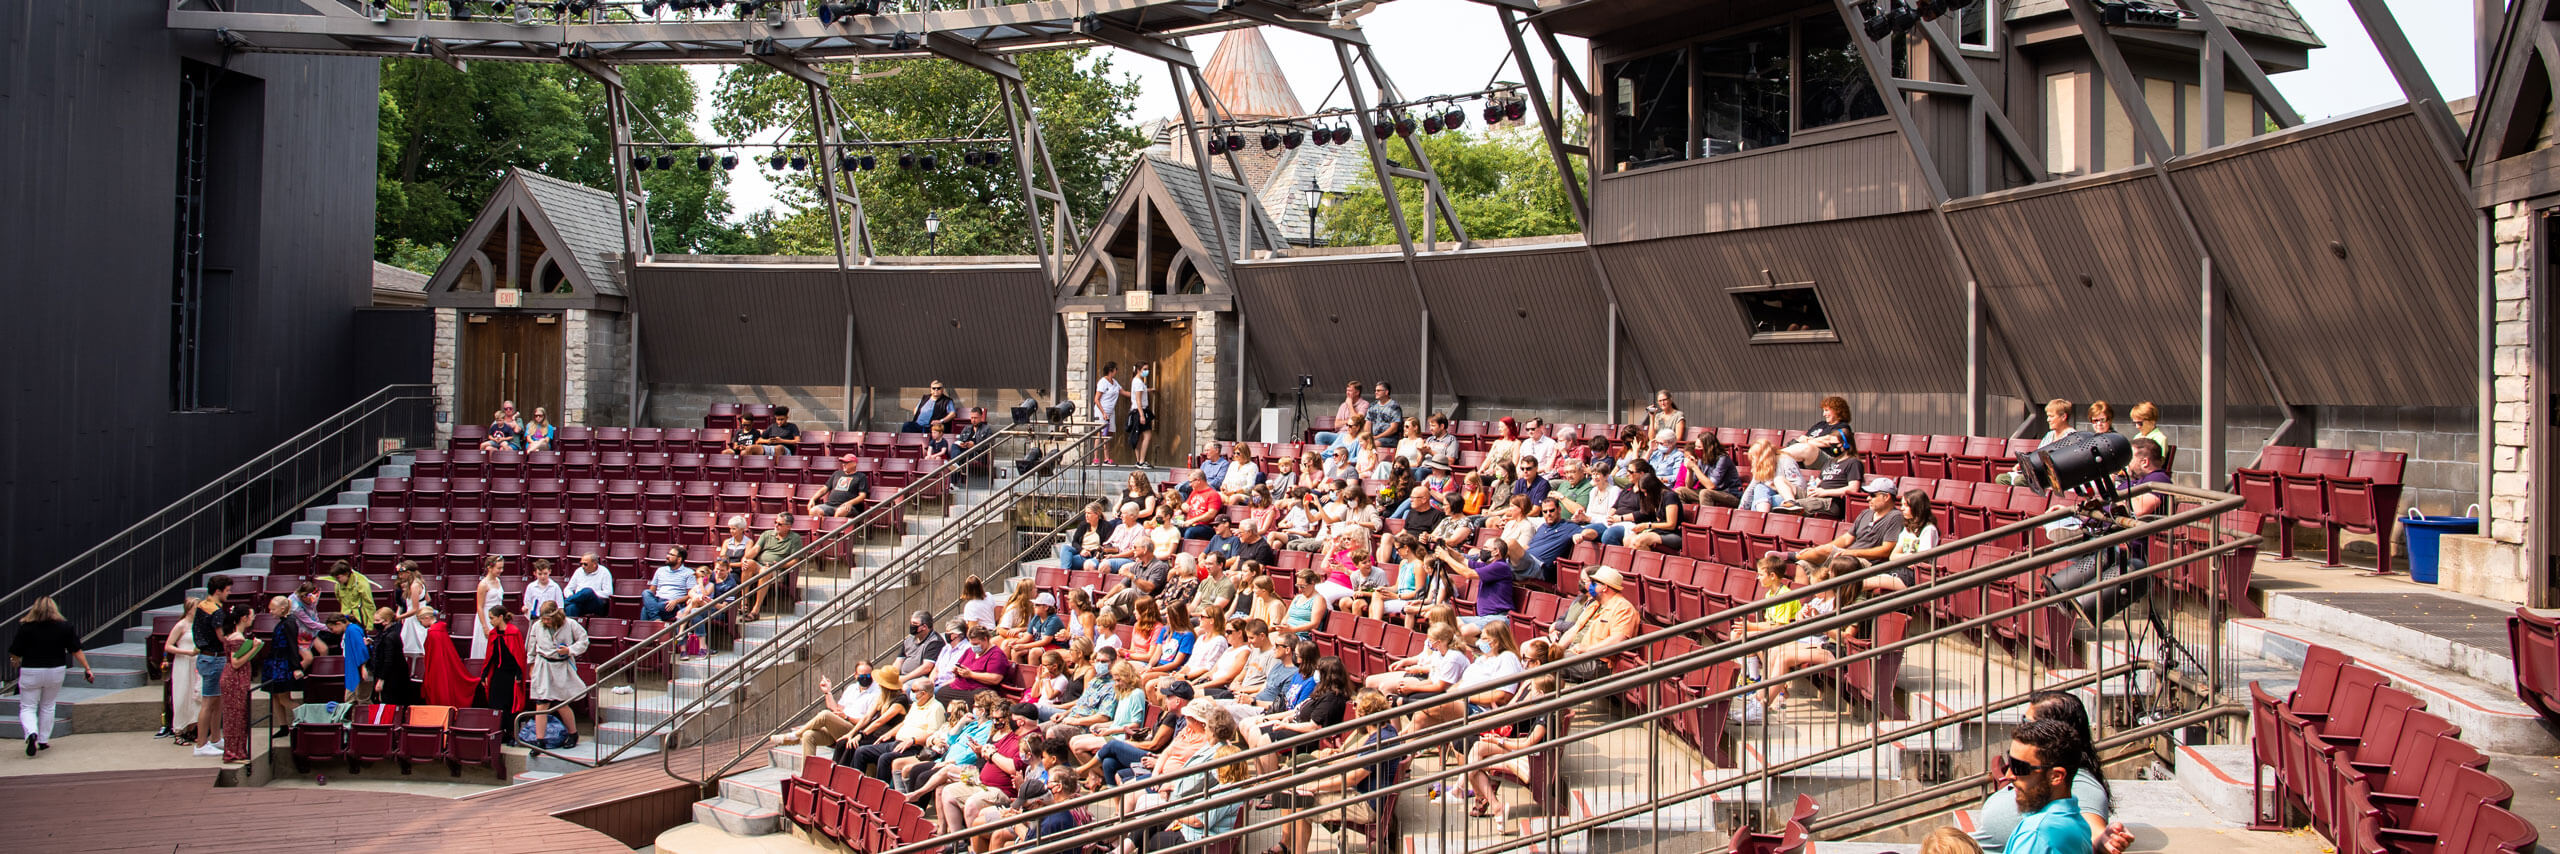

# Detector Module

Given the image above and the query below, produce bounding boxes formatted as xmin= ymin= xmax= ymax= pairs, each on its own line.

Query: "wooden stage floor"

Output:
xmin=0 ymin=767 xmax=631 ymax=853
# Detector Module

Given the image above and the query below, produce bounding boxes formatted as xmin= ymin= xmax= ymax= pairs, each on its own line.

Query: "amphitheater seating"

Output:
xmin=2505 ymin=608 xmax=2560 ymax=723
xmin=1729 ymin=794 xmax=1818 ymax=854
xmin=2233 ymin=447 xmax=2409 ymax=569
xmin=2249 ymin=642 xmax=2535 ymax=853
xmin=793 ymin=760 xmax=932 ymax=851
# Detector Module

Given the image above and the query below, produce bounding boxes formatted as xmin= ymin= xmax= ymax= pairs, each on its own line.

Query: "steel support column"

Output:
xmin=2200 ymin=257 xmax=2225 ymax=491
xmin=1334 ymin=40 xmax=1439 ymax=415
xmin=803 ymin=79 xmax=866 ymax=421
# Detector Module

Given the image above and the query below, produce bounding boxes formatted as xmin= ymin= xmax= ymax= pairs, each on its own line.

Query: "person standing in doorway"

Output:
xmin=9 ymin=596 xmax=93 ymax=756
xmin=1092 ymin=361 xmax=1123 ymax=465
xmin=1127 ymin=363 xmax=1157 ymax=468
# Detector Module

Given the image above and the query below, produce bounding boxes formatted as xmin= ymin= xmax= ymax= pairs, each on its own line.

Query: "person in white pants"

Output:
xmin=9 ymin=596 xmax=94 ymax=756
xmin=162 ymin=596 xmax=203 ymax=743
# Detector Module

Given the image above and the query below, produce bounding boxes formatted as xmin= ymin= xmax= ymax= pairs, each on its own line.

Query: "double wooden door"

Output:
xmin=461 ymin=312 xmax=563 ymax=426
xmin=1093 ymin=317 xmax=1194 ymax=466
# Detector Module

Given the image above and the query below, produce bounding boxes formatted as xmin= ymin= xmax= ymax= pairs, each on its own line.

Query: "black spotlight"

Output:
xmin=642 ymin=0 xmax=666 ymax=15
xmin=840 ymin=153 xmax=860 ymax=171
xmin=631 ymin=155 xmax=650 ymax=172
xmin=450 ymin=1 xmax=473 ymax=21
xmin=1484 ymin=102 xmax=1504 ymax=125
xmin=720 ymin=154 xmax=740 ymax=170
xmin=1010 ymin=400 xmax=1039 ymax=426
xmin=1224 ymin=132 xmax=1245 ymax=152
xmin=889 ymin=31 xmax=915 ymax=50
xmin=1207 ymin=137 xmax=1226 ymax=155
xmin=1309 ymin=127 xmax=1330 ymax=146
xmin=962 ymin=151 xmax=982 ymax=167
xmin=1372 ymin=117 xmax=1394 ymax=139
xmin=1260 ymin=131 xmax=1281 ymax=151
xmin=1282 ymin=130 xmax=1304 ymax=150
xmin=918 ymin=153 xmax=937 ymax=170
xmin=2013 ymin=431 xmax=2134 ymax=498
xmin=815 ymin=1 xmax=851 ymax=25
xmin=767 ymin=154 xmax=787 ymax=170
xmin=1444 ymin=108 xmax=1466 ymax=130
xmin=978 ymin=150 xmax=999 ymax=166
xmin=1505 ymin=101 xmax=1526 ymax=122
xmin=1394 ymin=114 xmax=1417 ymax=137
xmin=697 ymin=152 xmax=715 ymax=171
xmin=859 ymin=154 xmax=877 ymax=171
xmin=789 ymin=154 xmax=808 ymax=171
xmin=1422 ymin=114 xmax=1443 ymax=134
xmin=1337 ymin=125 xmax=1355 ymax=143
xmin=1045 ymin=401 xmax=1076 ymax=424
xmin=1865 ymin=0 xmax=1918 ymax=40
xmin=898 ymin=152 xmax=916 ymax=170
xmin=655 ymin=154 xmax=675 ymax=170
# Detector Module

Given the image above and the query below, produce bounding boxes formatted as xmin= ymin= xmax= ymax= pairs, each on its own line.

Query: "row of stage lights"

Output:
xmin=626 ymin=147 xmax=1008 ymax=172
xmin=1201 ymin=97 xmax=1529 ymax=156
xmin=407 ymin=1 xmax=914 ymax=24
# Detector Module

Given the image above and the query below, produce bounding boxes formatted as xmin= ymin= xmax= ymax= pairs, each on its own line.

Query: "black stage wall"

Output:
xmin=0 ymin=1 xmax=401 ymax=589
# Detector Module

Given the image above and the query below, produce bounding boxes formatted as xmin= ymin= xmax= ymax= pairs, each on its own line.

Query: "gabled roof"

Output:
xmin=372 ymin=261 xmax=429 ymax=307
xmin=1060 ymin=156 xmax=1285 ymax=301
xmin=424 ymin=168 xmax=629 ymax=310
xmin=513 ymin=170 xmax=629 ymax=297
xmin=2009 ymin=0 xmax=2321 ymax=48
xmin=1257 ymin=143 xmax=1373 ymax=244
xmin=1152 ymin=155 xmax=1289 ymax=256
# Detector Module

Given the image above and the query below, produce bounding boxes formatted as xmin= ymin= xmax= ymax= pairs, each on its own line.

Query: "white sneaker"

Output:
xmin=612 ymin=685 xmax=634 ymax=695
xmin=1730 ymin=696 xmax=1766 ymax=724
xmin=193 ymin=742 xmax=225 ymax=757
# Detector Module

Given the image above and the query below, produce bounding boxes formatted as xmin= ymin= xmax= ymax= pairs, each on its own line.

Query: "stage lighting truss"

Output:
xmin=1166 ymin=82 xmax=1532 ymax=157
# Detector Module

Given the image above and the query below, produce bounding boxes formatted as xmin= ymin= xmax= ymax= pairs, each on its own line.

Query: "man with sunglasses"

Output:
xmin=904 ymin=380 xmax=958 ymax=434
xmin=1999 ymin=719 xmax=2096 ymax=854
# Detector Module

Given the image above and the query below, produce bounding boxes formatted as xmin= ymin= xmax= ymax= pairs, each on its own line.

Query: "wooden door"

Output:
xmin=461 ymin=313 xmax=564 ymax=426
xmin=1093 ymin=317 xmax=1194 ymax=466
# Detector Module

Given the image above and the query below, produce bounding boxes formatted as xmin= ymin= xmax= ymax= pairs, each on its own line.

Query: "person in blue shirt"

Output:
xmin=1203 ymin=518 xmax=1246 ymax=561
xmin=2000 ymin=719 xmax=2096 ymax=854
xmin=642 ymin=547 xmax=693 ymax=621
xmin=1517 ymin=499 xmax=1584 ymax=583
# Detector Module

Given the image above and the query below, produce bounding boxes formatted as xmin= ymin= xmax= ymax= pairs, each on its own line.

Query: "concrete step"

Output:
xmin=719 ymin=765 xmax=791 ymax=811
xmin=2173 ymin=743 xmax=2257 ymax=826
xmin=0 ymin=715 xmax=75 ymax=739
xmin=256 ymin=535 xmax=317 ymax=552
xmin=302 ymin=504 xmax=367 ymax=523
xmin=511 ymin=769 xmax=564 ymax=785
xmin=596 ymin=692 xmax=682 ymax=727
xmin=376 ymin=463 xmax=414 ymax=479
xmin=289 ymin=521 xmax=323 ymax=537
xmin=84 ymin=642 xmax=152 ymax=673
xmin=597 ymin=720 xmax=670 ymax=751
xmin=241 ymin=552 xmax=272 ymax=570
xmin=336 ymin=490 xmax=371 ymax=506
xmin=2262 ymin=592 xmax=2514 ymax=688
xmin=692 ymin=795 xmax=783 ymax=837
xmin=2227 ymin=617 xmax=2559 ymax=754
xmin=525 ymin=739 xmax=657 ymax=773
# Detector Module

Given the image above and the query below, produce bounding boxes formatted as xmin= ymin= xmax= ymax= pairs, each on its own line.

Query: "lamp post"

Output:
xmin=924 ymin=210 xmax=941 ymax=253
xmin=1300 ymin=180 xmax=1324 ymax=246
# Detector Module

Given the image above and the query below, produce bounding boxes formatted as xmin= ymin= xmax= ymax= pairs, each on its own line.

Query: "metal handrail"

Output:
xmin=895 ymin=482 xmax=2250 ymax=854
xmin=513 ymin=424 xmax=1069 ymax=768
xmin=0 ymin=383 xmax=437 ymax=687
xmin=661 ymin=425 xmax=1107 ymax=785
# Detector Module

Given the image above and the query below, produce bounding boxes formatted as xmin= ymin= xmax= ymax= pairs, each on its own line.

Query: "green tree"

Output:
xmin=1320 ymin=128 xmax=1583 ymax=246
xmin=710 ymin=50 xmax=1143 ymax=256
xmin=376 ymin=59 xmax=740 ymax=261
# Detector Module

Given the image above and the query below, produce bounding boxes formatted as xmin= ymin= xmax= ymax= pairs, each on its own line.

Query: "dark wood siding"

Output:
xmin=1410 ymin=246 xmax=1613 ymax=402
xmin=0 ymin=0 xmax=389 ymax=586
xmin=1230 ymin=254 xmax=1425 ymax=397
xmin=1593 ymin=212 xmax=1970 ymax=395
xmin=2167 ymin=107 xmax=2475 ymax=407
xmin=1944 ymin=172 xmax=2222 ymax=406
xmin=629 ymin=263 xmax=1052 ymax=390
xmin=1591 ymin=124 xmax=1935 ymax=243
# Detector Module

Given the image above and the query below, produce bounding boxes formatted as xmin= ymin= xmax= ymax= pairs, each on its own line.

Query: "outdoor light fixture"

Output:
xmin=1260 ymin=131 xmax=1281 ymax=151
xmin=962 ymin=151 xmax=982 ymax=166
xmin=1224 ymin=132 xmax=1246 ymax=151
xmin=1372 ymin=117 xmax=1394 ymax=139
xmin=815 ymin=2 xmax=851 ymax=25
xmin=769 ymin=153 xmax=790 ymax=170
xmin=1422 ymin=114 xmax=1443 ymax=134
xmin=790 ymin=154 xmax=807 ymax=171
xmin=898 ymin=152 xmax=917 ymax=170
xmin=1443 ymin=108 xmax=1465 ymax=130
xmin=1863 ymin=1 xmax=1919 ymax=40
xmin=720 ymin=153 xmax=740 ymax=170
xmin=1310 ymin=127 xmax=1330 ymax=146
xmin=978 ymin=150 xmax=999 ymax=166
xmin=918 ymin=153 xmax=937 ymax=170
xmin=698 ymin=152 xmax=716 ymax=171
xmin=1208 ymin=137 xmax=1227 ymax=155
xmin=890 ymin=32 xmax=917 ymax=50
xmin=924 ymin=211 xmax=941 ymax=235
xmin=1394 ymin=114 xmax=1417 ymax=137
xmin=1505 ymin=101 xmax=1526 ymax=121
xmin=642 ymin=0 xmax=666 ymax=15
xmin=631 ymin=155 xmax=650 ymax=171
xmin=1045 ymin=401 xmax=1076 ymax=424
xmin=2013 ymin=431 xmax=2134 ymax=498
xmin=1282 ymin=130 xmax=1304 ymax=150
xmin=450 ymin=1 xmax=473 ymax=21
xmin=859 ymin=154 xmax=877 ymax=171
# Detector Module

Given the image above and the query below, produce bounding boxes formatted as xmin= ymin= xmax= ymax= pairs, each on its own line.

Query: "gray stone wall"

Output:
xmin=2491 ymin=201 xmax=2532 ymax=544
xmin=643 ymin=383 xmax=1043 ymax=432
xmin=432 ymin=307 xmax=459 ymax=445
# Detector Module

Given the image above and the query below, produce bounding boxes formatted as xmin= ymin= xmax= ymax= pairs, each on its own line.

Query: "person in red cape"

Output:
xmin=420 ymin=609 xmax=476 ymax=708
xmin=474 ymin=604 xmax=529 ymax=724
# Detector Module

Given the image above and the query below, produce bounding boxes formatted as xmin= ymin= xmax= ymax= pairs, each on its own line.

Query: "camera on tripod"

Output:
xmin=1297 ymin=374 xmax=1315 ymax=389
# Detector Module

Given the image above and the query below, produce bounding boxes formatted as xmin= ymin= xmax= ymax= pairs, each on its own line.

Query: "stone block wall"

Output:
xmin=432 ymin=307 xmax=459 ymax=445
xmin=2491 ymin=201 xmax=2532 ymax=544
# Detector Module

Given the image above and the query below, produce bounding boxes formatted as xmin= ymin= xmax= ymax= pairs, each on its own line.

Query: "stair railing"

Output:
xmin=659 ymin=424 xmax=1110 ymax=785
xmin=0 ymin=383 xmax=437 ymax=689
xmin=514 ymin=423 xmax=1077 ymax=768
xmin=882 ymin=481 xmax=2254 ymax=854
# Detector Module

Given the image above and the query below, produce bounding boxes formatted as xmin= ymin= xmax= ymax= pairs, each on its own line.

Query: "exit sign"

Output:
xmin=495 ymin=289 xmax=522 ymax=308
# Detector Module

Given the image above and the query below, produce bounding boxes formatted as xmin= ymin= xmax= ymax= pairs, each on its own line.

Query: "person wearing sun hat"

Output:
xmin=1556 ymin=565 xmax=1640 ymax=682
xmin=772 ymin=659 xmax=896 ymax=754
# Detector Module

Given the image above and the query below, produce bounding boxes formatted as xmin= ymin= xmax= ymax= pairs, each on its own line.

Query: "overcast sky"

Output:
xmin=692 ymin=0 xmax=2480 ymax=220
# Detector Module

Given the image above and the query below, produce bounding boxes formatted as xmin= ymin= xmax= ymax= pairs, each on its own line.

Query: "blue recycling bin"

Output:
xmin=2400 ymin=512 xmax=2479 ymax=585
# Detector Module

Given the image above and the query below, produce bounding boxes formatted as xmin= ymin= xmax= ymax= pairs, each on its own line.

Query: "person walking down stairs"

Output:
xmin=9 ymin=596 xmax=94 ymax=756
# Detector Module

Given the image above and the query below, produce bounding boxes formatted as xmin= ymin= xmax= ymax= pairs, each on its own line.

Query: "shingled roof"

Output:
xmin=514 ymin=170 xmax=629 ymax=297
xmin=1150 ymin=155 xmax=1288 ymax=256
xmin=2009 ymin=0 xmax=2321 ymax=48
xmin=1188 ymin=27 xmax=1305 ymax=121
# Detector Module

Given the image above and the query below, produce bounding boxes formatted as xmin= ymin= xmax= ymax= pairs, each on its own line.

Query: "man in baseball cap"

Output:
xmin=1794 ymin=477 xmax=1906 ymax=579
xmin=808 ymin=453 xmax=873 ymax=518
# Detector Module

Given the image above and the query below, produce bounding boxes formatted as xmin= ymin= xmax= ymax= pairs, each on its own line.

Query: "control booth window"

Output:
xmin=1729 ymin=283 xmax=1838 ymax=344
xmin=1695 ymin=25 xmax=1790 ymax=158
xmin=1609 ymin=48 xmax=1691 ymax=172
xmin=1797 ymin=13 xmax=1889 ymax=131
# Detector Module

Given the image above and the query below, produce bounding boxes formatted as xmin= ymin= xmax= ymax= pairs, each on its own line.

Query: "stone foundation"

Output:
xmin=2438 ymin=534 xmax=2532 ymax=604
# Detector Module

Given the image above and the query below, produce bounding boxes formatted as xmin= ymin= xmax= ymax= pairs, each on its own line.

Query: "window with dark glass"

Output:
xmin=1694 ymin=25 xmax=1791 ymax=158
xmin=1797 ymin=14 xmax=1887 ymax=130
xmin=1730 ymin=285 xmax=1837 ymax=343
xmin=1954 ymin=5 xmax=1994 ymax=51
xmin=1607 ymin=48 xmax=1690 ymax=170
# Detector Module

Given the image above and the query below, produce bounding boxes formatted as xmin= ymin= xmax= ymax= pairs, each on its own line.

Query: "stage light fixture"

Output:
xmin=2014 ymin=431 xmax=2134 ymax=498
xmin=642 ymin=0 xmax=665 ymax=15
xmin=841 ymin=153 xmax=861 ymax=171
xmin=1484 ymin=103 xmax=1503 ymax=125
xmin=370 ymin=1 xmax=391 ymax=23
xmin=631 ymin=155 xmax=650 ymax=172
xmin=815 ymin=2 xmax=850 ymax=25
xmin=1445 ymin=108 xmax=1466 ymax=130
xmin=1282 ymin=130 xmax=1304 ymax=150
xmin=697 ymin=152 xmax=716 ymax=171
xmin=1372 ymin=117 xmax=1393 ymax=139
xmin=720 ymin=154 xmax=740 ymax=170
xmin=789 ymin=154 xmax=808 ymax=170
xmin=860 ymin=154 xmax=878 ymax=171
xmin=1224 ymin=132 xmax=1245 ymax=152
xmin=1505 ymin=100 xmax=1527 ymax=121
xmin=1260 ymin=131 xmax=1281 ymax=151
xmin=919 ymin=153 xmax=937 ymax=170
xmin=653 ymin=154 xmax=673 ymax=170
xmin=1207 ymin=137 xmax=1226 ymax=155
xmin=890 ymin=32 xmax=916 ymax=50
xmin=769 ymin=153 xmax=789 ymax=170
xmin=965 ymin=151 xmax=987 ymax=166
xmin=1309 ymin=127 xmax=1329 ymax=146
xmin=978 ymin=150 xmax=999 ymax=167
xmin=1045 ymin=401 xmax=1076 ymax=424
xmin=898 ymin=152 xmax=917 ymax=170
xmin=1422 ymin=114 xmax=1443 ymax=135
xmin=1864 ymin=1 xmax=1918 ymax=40
xmin=1010 ymin=400 xmax=1039 ymax=426
xmin=450 ymin=1 xmax=473 ymax=21
xmin=1394 ymin=114 xmax=1416 ymax=137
